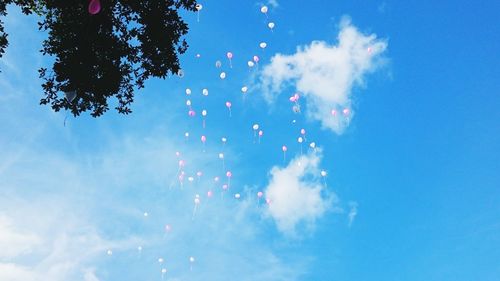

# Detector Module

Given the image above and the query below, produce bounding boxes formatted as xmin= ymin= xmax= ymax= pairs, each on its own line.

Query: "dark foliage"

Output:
xmin=0 ymin=0 xmax=196 ymax=117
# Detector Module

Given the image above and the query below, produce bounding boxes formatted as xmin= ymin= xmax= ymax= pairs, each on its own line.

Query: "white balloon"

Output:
xmin=321 ymin=170 xmax=327 ymax=177
xmin=220 ymin=72 xmax=226 ymax=79
xmin=161 ymin=269 xmax=167 ymax=274
xmin=196 ymin=4 xmax=203 ymax=11
xmin=247 ymin=61 xmax=255 ymax=67
xmin=268 ymin=22 xmax=275 ymax=30
xmin=298 ymin=137 xmax=303 ymax=143
xmin=158 ymin=258 xmax=164 ymax=263
xmin=215 ymin=60 xmax=222 ymax=68
xmin=202 ymin=110 xmax=207 ymax=116
xmin=177 ymin=69 xmax=184 ymax=77
xmin=186 ymin=100 xmax=191 ymax=106
xmin=185 ymin=88 xmax=191 ymax=95
xmin=252 ymin=124 xmax=259 ymax=130
xmin=143 ymin=212 xmax=148 ymax=217
xmin=235 ymin=193 xmax=241 ymax=199
xmin=309 ymin=142 xmax=316 ymax=148
xmin=107 ymin=250 xmax=113 ymax=256
xmin=241 ymin=86 xmax=248 ymax=93
xmin=259 ymin=42 xmax=267 ymax=49
xmin=218 ymin=153 xmax=224 ymax=159
xmin=185 ymin=132 xmax=190 ymax=137
xmin=260 ymin=6 xmax=268 ymax=13
xmin=202 ymin=88 xmax=209 ymax=96
xmin=189 ymin=256 xmax=195 ymax=263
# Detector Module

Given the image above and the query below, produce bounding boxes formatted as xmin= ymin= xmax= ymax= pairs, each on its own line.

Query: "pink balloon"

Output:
xmin=225 ymin=101 xmax=232 ymax=108
xmin=253 ymin=55 xmax=260 ymax=63
xmin=294 ymin=93 xmax=300 ymax=100
xmin=289 ymin=96 xmax=297 ymax=102
xmin=300 ymin=128 xmax=306 ymax=135
xmin=222 ymin=184 xmax=228 ymax=190
xmin=178 ymin=160 xmax=185 ymax=167
xmin=343 ymin=108 xmax=350 ymax=115
xmin=265 ymin=198 xmax=271 ymax=205
xmin=331 ymin=109 xmax=337 ymax=116
xmin=175 ymin=151 xmax=180 ymax=157
xmin=188 ymin=110 xmax=196 ymax=117
xmin=207 ymin=191 xmax=213 ymax=198
xmin=201 ymin=135 xmax=206 ymax=143
xmin=258 ymin=130 xmax=263 ymax=137
xmin=282 ymin=145 xmax=288 ymax=152
xmin=88 ymin=0 xmax=101 ymax=15
xmin=227 ymin=52 xmax=233 ymax=59
xmin=257 ymin=191 xmax=263 ymax=198
xmin=226 ymin=171 xmax=232 ymax=178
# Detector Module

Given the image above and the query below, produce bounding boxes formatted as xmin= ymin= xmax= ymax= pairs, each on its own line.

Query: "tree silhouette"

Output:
xmin=0 ymin=0 xmax=197 ymax=117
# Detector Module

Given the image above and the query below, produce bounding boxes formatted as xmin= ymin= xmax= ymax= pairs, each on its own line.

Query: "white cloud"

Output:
xmin=259 ymin=17 xmax=387 ymax=134
xmin=264 ymin=150 xmax=333 ymax=234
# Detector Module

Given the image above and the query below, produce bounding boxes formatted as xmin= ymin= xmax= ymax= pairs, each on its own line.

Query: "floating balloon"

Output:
xmin=219 ymin=153 xmax=224 ymax=159
xmin=300 ymin=128 xmax=306 ymax=135
xmin=226 ymin=52 xmax=233 ymax=68
xmin=258 ymin=130 xmax=264 ymax=143
xmin=165 ymin=224 xmax=172 ymax=232
xmin=282 ymin=145 xmax=288 ymax=152
xmin=282 ymin=145 xmax=287 ymax=162
xmin=202 ymin=88 xmax=209 ymax=96
xmin=186 ymin=100 xmax=192 ymax=107
xmin=253 ymin=124 xmax=259 ymax=130
xmin=321 ymin=170 xmax=327 ymax=177
xmin=221 ymin=137 xmax=227 ymax=144
xmin=184 ymin=132 xmax=190 ymax=139
xmin=196 ymin=53 xmax=201 ymax=58
xmin=158 ymin=258 xmax=164 ymax=263
xmin=107 ymin=249 xmax=113 ymax=256
xmin=201 ymin=110 xmax=207 ymax=128
xmin=64 ymin=90 xmax=77 ymax=102
xmin=188 ymin=176 xmax=194 ymax=182
xmin=253 ymin=55 xmax=260 ymax=63
xmin=241 ymin=86 xmax=248 ymax=93
xmin=225 ymin=101 xmax=232 ymax=117
xmin=189 ymin=256 xmax=195 ymax=271
xmin=257 ymin=191 xmax=263 ymax=198
xmin=310 ymin=142 xmax=316 ymax=149
xmin=202 ymin=109 xmax=207 ymax=116
xmin=161 ymin=268 xmax=167 ymax=279
xmin=220 ymin=72 xmax=226 ymax=79
xmin=235 ymin=193 xmax=241 ymax=199
xmin=143 ymin=212 xmax=149 ymax=217
xmin=192 ymin=195 xmax=201 ymax=220
xmin=188 ymin=110 xmax=196 ymax=117
xmin=343 ymin=108 xmax=350 ymax=116
xmin=177 ymin=69 xmax=184 ymax=78
xmin=259 ymin=42 xmax=267 ymax=49
xmin=185 ymin=88 xmax=192 ymax=95
xmin=298 ymin=137 xmax=303 ymax=143
xmin=195 ymin=4 xmax=203 ymax=22
xmin=292 ymin=105 xmax=301 ymax=113
xmin=201 ymin=135 xmax=206 ymax=143
xmin=215 ymin=60 xmax=222 ymax=68
xmin=260 ymin=6 xmax=268 ymax=14
xmin=88 ymin=0 xmax=101 ymax=15
xmin=207 ymin=190 xmax=213 ymax=198
xmin=248 ymin=61 xmax=255 ymax=68
xmin=214 ymin=176 xmax=220 ymax=182
xmin=268 ymin=22 xmax=275 ymax=31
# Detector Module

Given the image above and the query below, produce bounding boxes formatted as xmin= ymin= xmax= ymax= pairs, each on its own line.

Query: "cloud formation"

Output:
xmin=264 ymin=151 xmax=333 ymax=234
xmin=259 ymin=17 xmax=388 ymax=134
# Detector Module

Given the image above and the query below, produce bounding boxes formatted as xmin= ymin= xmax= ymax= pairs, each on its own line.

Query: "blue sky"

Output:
xmin=1 ymin=1 xmax=499 ymax=280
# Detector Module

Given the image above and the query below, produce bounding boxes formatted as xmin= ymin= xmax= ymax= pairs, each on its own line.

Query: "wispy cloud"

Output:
xmin=259 ymin=17 xmax=388 ymax=134
xmin=264 ymin=150 xmax=335 ymax=234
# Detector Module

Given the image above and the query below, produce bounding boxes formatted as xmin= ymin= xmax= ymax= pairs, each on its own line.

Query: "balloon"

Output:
xmin=201 ymin=135 xmax=206 ymax=143
xmin=207 ymin=190 xmax=213 ymax=197
xmin=282 ymin=145 xmax=288 ymax=152
xmin=367 ymin=47 xmax=372 ymax=53
xmin=161 ymin=268 xmax=167 ymax=274
xmin=177 ymin=69 xmax=184 ymax=78
xmin=225 ymin=101 xmax=232 ymax=108
xmin=294 ymin=93 xmax=300 ymax=100
xmin=261 ymin=6 xmax=268 ymax=14
xmin=64 ymin=90 xmax=77 ymax=102
xmin=310 ymin=142 xmax=316 ymax=148
xmin=268 ymin=22 xmax=275 ymax=30
xmin=214 ymin=176 xmax=220 ymax=182
xmin=188 ymin=110 xmax=196 ymax=117
xmin=221 ymin=137 xmax=227 ymax=143
xmin=158 ymin=258 xmax=164 ymax=263
xmin=289 ymin=96 xmax=297 ymax=102
xmin=194 ymin=197 xmax=200 ymax=204
xmin=185 ymin=88 xmax=192 ymax=95
xmin=222 ymin=184 xmax=228 ymax=190
xmin=143 ymin=212 xmax=149 ymax=217
xmin=343 ymin=108 xmax=350 ymax=115
xmin=88 ymin=0 xmax=101 ymax=15
xmin=202 ymin=88 xmax=209 ymax=96
xmin=241 ymin=86 xmax=248 ymax=93
xmin=138 ymin=246 xmax=143 ymax=251
xmin=259 ymin=42 xmax=267 ymax=49
xmin=226 ymin=171 xmax=232 ymax=178
xmin=292 ymin=105 xmax=301 ymax=113
xmin=331 ymin=109 xmax=337 ymax=116
xmin=188 ymin=176 xmax=194 ymax=182
xmin=321 ymin=170 xmax=327 ymax=177
xmin=253 ymin=55 xmax=260 ymax=63
xmin=196 ymin=171 xmax=203 ymax=177
xmin=202 ymin=109 xmax=207 ymax=116
xmin=186 ymin=100 xmax=191 ymax=106
xmin=175 ymin=151 xmax=180 ymax=157
xmin=257 ymin=191 xmax=263 ymax=198
xmin=179 ymin=160 xmax=185 ymax=167
xmin=300 ymin=128 xmax=306 ymax=135
xmin=235 ymin=193 xmax=241 ymax=199
xmin=258 ymin=130 xmax=263 ymax=137
xmin=196 ymin=53 xmax=201 ymax=58
xmin=218 ymin=153 xmax=224 ymax=159
xmin=215 ymin=60 xmax=222 ymax=68
xmin=184 ymin=132 xmax=190 ymax=138
xmin=298 ymin=137 xmax=303 ymax=143
xmin=248 ymin=61 xmax=255 ymax=68
xmin=265 ymin=198 xmax=272 ymax=205
xmin=165 ymin=224 xmax=172 ymax=232
xmin=190 ymin=256 xmax=195 ymax=263
xmin=220 ymin=72 xmax=226 ymax=79
xmin=107 ymin=249 xmax=113 ymax=256
xmin=226 ymin=52 xmax=233 ymax=59
xmin=196 ymin=4 xmax=203 ymax=11
xmin=253 ymin=124 xmax=259 ymax=130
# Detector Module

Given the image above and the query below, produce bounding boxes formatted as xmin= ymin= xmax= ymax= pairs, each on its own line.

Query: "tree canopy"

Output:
xmin=0 ymin=0 xmax=197 ymax=117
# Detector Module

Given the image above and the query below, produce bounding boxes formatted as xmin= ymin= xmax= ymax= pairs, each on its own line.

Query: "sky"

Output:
xmin=0 ymin=0 xmax=499 ymax=280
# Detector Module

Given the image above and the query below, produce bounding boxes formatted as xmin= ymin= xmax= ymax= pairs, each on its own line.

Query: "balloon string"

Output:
xmin=192 ymin=205 xmax=198 ymax=221
xmin=197 ymin=11 xmax=200 ymax=22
